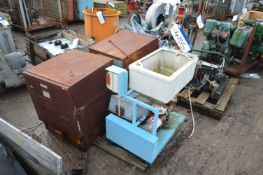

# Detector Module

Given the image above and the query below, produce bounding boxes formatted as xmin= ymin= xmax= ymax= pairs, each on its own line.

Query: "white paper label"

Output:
xmin=108 ymin=2 xmax=115 ymax=8
xmin=232 ymin=15 xmax=238 ymax=21
xmin=197 ymin=15 xmax=204 ymax=29
xmin=0 ymin=19 xmax=9 ymax=26
xmin=170 ymin=23 xmax=192 ymax=53
xmin=40 ymin=83 xmax=48 ymax=89
xmin=42 ymin=91 xmax=51 ymax=98
xmin=165 ymin=4 xmax=170 ymax=15
xmin=242 ymin=8 xmax=247 ymax=13
xmin=96 ymin=11 xmax=105 ymax=24
xmin=70 ymin=39 xmax=79 ymax=49
xmin=77 ymin=121 xmax=81 ymax=132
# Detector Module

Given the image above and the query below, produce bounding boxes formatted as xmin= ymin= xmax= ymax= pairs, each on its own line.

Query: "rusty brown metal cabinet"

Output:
xmin=24 ymin=50 xmax=113 ymax=149
xmin=89 ymin=30 xmax=159 ymax=69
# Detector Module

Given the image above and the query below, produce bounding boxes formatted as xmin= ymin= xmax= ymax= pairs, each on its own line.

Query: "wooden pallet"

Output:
xmin=177 ymin=78 xmax=239 ymax=120
xmin=94 ymin=136 xmax=149 ymax=171
xmin=94 ymin=117 xmax=190 ymax=171
xmin=93 ymin=100 xmax=189 ymax=171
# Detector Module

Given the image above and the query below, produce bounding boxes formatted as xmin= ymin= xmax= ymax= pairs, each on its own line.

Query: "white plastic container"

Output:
xmin=129 ymin=48 xmax=198 ymax=104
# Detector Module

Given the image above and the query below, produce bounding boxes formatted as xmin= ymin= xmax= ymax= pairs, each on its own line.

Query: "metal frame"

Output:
xmin=105 ymin=66 xmax=185 ymax=164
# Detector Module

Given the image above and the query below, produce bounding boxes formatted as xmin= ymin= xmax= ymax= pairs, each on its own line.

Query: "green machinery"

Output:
xmin=201 ymin=18 xmax=263 ymax=65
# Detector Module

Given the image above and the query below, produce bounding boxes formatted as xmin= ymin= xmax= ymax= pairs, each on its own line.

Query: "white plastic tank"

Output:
xmin=129 ymin=48 xmax=198 ymax=104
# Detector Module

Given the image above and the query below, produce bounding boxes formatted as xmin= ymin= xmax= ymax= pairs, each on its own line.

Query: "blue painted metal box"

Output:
xmin=106 ymin=112 xmax=185 ymax=163
xmin=77 ymin=0 xmax=94 ymax=20
xmin=105 ymin=65 xmax=185 ymax=164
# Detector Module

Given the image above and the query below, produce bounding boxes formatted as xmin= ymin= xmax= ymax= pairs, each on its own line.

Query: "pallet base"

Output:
xmin=94 ymin=114 xmax=188 ymax=171
xmin=177 ymin=78 xmax=239 ymax=120
xmin=94 ymin=136 xmax=149 ymax=170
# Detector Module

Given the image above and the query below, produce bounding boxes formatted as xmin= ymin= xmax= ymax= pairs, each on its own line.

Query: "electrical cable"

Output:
xmin=20 ymin=121 xmax=43 ymax=132
xmin=118 ymin=95 xmax=121 ymax=116
xmin=187 ymin=86 xmax=195 ymax=138
xmin=191 ymin=49 xmax=230 ymax=64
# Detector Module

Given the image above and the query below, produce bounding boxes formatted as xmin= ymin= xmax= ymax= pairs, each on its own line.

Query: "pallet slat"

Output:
xmin=215 ymin=78 xmax=239 ymax=112
xmin=94 ymin=137 xmax=149 ymax=171
xmin=180 ymin=89 xmax=192 ymax=99
xmin=177 ymin=78 xmax=239 ymax=119
xmin=196 ymin=91 xmax=210 ymax=105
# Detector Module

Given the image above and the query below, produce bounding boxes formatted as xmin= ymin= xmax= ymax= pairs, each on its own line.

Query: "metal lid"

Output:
xmin=89 ymin=30 xmax=157 ymax=60
xmin=24 ymin=50 xmax=112 ymax=87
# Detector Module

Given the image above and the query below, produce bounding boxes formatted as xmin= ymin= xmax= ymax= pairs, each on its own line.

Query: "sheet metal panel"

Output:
xmin=89 ymin=30 xmax=159 ymax=69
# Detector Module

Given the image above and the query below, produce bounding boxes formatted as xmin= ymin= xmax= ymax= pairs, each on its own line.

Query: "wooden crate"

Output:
xmin=177 ymin=78 xmax=239 ymax=120
xmin=26 ymin=30 xmax=94 ymax=65
xmin=238 ymin=11 xmax=263 ymax=28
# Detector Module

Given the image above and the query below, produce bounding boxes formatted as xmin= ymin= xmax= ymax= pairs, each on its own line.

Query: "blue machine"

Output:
xmin=105 ymin=65 xmax=185 ymax=164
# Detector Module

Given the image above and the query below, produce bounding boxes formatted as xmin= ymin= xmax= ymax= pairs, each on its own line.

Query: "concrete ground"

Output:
xmin=0 ymin=20 xmax=263 ymax=175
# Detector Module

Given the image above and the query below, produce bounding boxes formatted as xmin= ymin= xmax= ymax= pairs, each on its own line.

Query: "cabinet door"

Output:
xmin=77 ymin=0 xmax=94 ymax=20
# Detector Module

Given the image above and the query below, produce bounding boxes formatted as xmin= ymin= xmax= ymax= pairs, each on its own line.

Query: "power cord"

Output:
xmin=20 ymin=121 xmax=43 ymax=132
xmin=187 ymin=86 xmax=195 ymax=138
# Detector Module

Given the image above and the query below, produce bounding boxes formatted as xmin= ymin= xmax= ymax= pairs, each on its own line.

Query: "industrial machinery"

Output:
xmin=229 ymin=21 xmax=261 ymax=61
xmin=0 ymin=51 xmax=31 ymax=89
xmin=201 ymin=18 xmax=263 ymax=75
xmin=105 ymin=48 xmax=198 ymax=163
xmin=122 ymin=0 xmax=194 ymax=47
xmin=201 ymin=19 xmax=235 ymax=59
xmin=190 ymin=59 xmax=228 ymax=100
xmin=0 ymin=22 xmax=31 ymax=89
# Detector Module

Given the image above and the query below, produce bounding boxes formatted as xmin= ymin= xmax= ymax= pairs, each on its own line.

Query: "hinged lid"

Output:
xmin=24 ymin=50 xmax=113 ymax=87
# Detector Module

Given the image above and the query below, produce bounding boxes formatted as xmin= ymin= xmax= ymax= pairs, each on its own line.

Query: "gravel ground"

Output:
xmin=0 ymin=21 xmax=262 ymax=175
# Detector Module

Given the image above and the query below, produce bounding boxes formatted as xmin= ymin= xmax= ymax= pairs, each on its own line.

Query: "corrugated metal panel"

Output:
xmin=3 ymin=0 xmax=23 ymax=26
xmin=0 ymin=0 xmax=61 ymax=29
xmin=27 ymin=0 xmax=61 ymax=19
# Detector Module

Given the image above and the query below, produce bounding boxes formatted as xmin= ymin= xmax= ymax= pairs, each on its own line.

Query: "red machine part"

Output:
xmin=177 ymin=6 xmax=185 ymax=24
xmin=106 ymin=72 xmax=111 ymax=88
xmin=128 ymin=0 xmax=138 ymax=14
xmin=61 ymin=0 xmax=75 ymax=22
